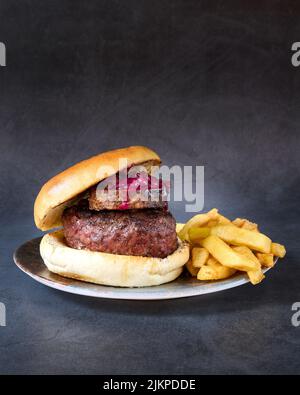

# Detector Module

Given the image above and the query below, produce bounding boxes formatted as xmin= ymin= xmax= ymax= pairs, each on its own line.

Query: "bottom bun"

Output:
xmin=40 ymin=230 xmax=189 ymax=287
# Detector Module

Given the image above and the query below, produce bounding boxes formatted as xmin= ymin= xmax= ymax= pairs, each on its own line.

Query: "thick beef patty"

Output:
xmin=62 ymin=204 xmax=178 ymax=258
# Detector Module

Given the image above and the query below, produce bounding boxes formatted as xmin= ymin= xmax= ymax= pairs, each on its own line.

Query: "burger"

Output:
xmin=34 ymin=146 xmax=189 ymax=287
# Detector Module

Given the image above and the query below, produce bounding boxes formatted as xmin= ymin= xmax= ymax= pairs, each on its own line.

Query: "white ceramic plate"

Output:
xmin=13 ymin=237 xmax=274 ymax=300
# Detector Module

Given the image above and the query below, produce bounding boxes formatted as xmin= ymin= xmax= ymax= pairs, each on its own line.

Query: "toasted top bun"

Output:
xmin=34 ymin=146 xmax=161 ymax=231
xmin=40 ymin=231 xmax=189 ymax=287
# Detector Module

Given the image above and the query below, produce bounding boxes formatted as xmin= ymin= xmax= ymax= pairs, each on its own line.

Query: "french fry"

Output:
xmin=189 ymin=224 xmax=271 ymax=253
xmin=256 ymin=253 xmax=274 ymax=268
xmin=233 ymin=246 xmax=265 ymax=285
xmin=200 ymin=235 xmax=259 ymax=272
xmin=232 ymin=218 xmax=259 ymax=232
xmin=178 ymin=208 xmax=218 ymax=242
xmin=242 ymin=221 xmax=258 ymax=232
xmin=247 ymin=225 xmax=258 ymax=232
xmin=247 ymin=268 xmax=265 ymax=285
xmin=216 ymin=214 xmax=231 ymax=225
xmin=271 ymin=242 xmax=286 ymax=258
xmin=207 ymin=213 xmax=231 ymax=227
xmin=207 ymin=220 xmax=219 ymax=227
xmin=189 ymin=227 xmax=211 ymax=242
xmin=185 ymin=259 xmax=199 ymax=277
xmin=192 ymin=247 xmax=209 ymax=268
xmin=176 ymin=223 xmax=185 ymax=234
xmin=232 ymin=218 xmax=245 ymax=228
xmin=208 ymin=225 xmax=271 ymax=253
xmin=197 ymin=257 xmax=236 ymax=281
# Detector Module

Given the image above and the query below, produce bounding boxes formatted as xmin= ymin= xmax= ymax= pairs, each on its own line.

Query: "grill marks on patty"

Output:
xmin=62 ymin=203 xmax=178 ymax=258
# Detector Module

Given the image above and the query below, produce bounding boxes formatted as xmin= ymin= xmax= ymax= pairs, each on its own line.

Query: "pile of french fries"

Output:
xmin=177 ymin=209 xmax=286 ymax=285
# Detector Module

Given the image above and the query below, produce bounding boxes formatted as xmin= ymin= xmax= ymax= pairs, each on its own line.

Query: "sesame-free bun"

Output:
xmin=40 ymin=231 xmax=189 ymax=287
xmin=34 ymin=146 xmax=161 ymax=231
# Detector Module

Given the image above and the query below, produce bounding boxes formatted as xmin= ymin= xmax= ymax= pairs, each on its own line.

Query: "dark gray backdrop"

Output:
xmin=0 ymin=1 xmax=300 ymax=374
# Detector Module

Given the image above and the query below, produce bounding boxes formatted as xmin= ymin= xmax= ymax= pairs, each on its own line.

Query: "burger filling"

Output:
xmin=88 ymin=172 xmax=169 ymax=211
xmin=62 ymin=168 xmax=177 ymax=258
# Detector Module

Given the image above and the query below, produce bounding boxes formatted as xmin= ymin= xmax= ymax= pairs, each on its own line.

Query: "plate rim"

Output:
xmin=13 ymin=237 xmax=273 ymax=301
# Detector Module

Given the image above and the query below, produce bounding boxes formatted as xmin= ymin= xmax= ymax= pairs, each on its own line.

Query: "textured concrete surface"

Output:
xmin=0 ymin=1 xmax=300 ymax=374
